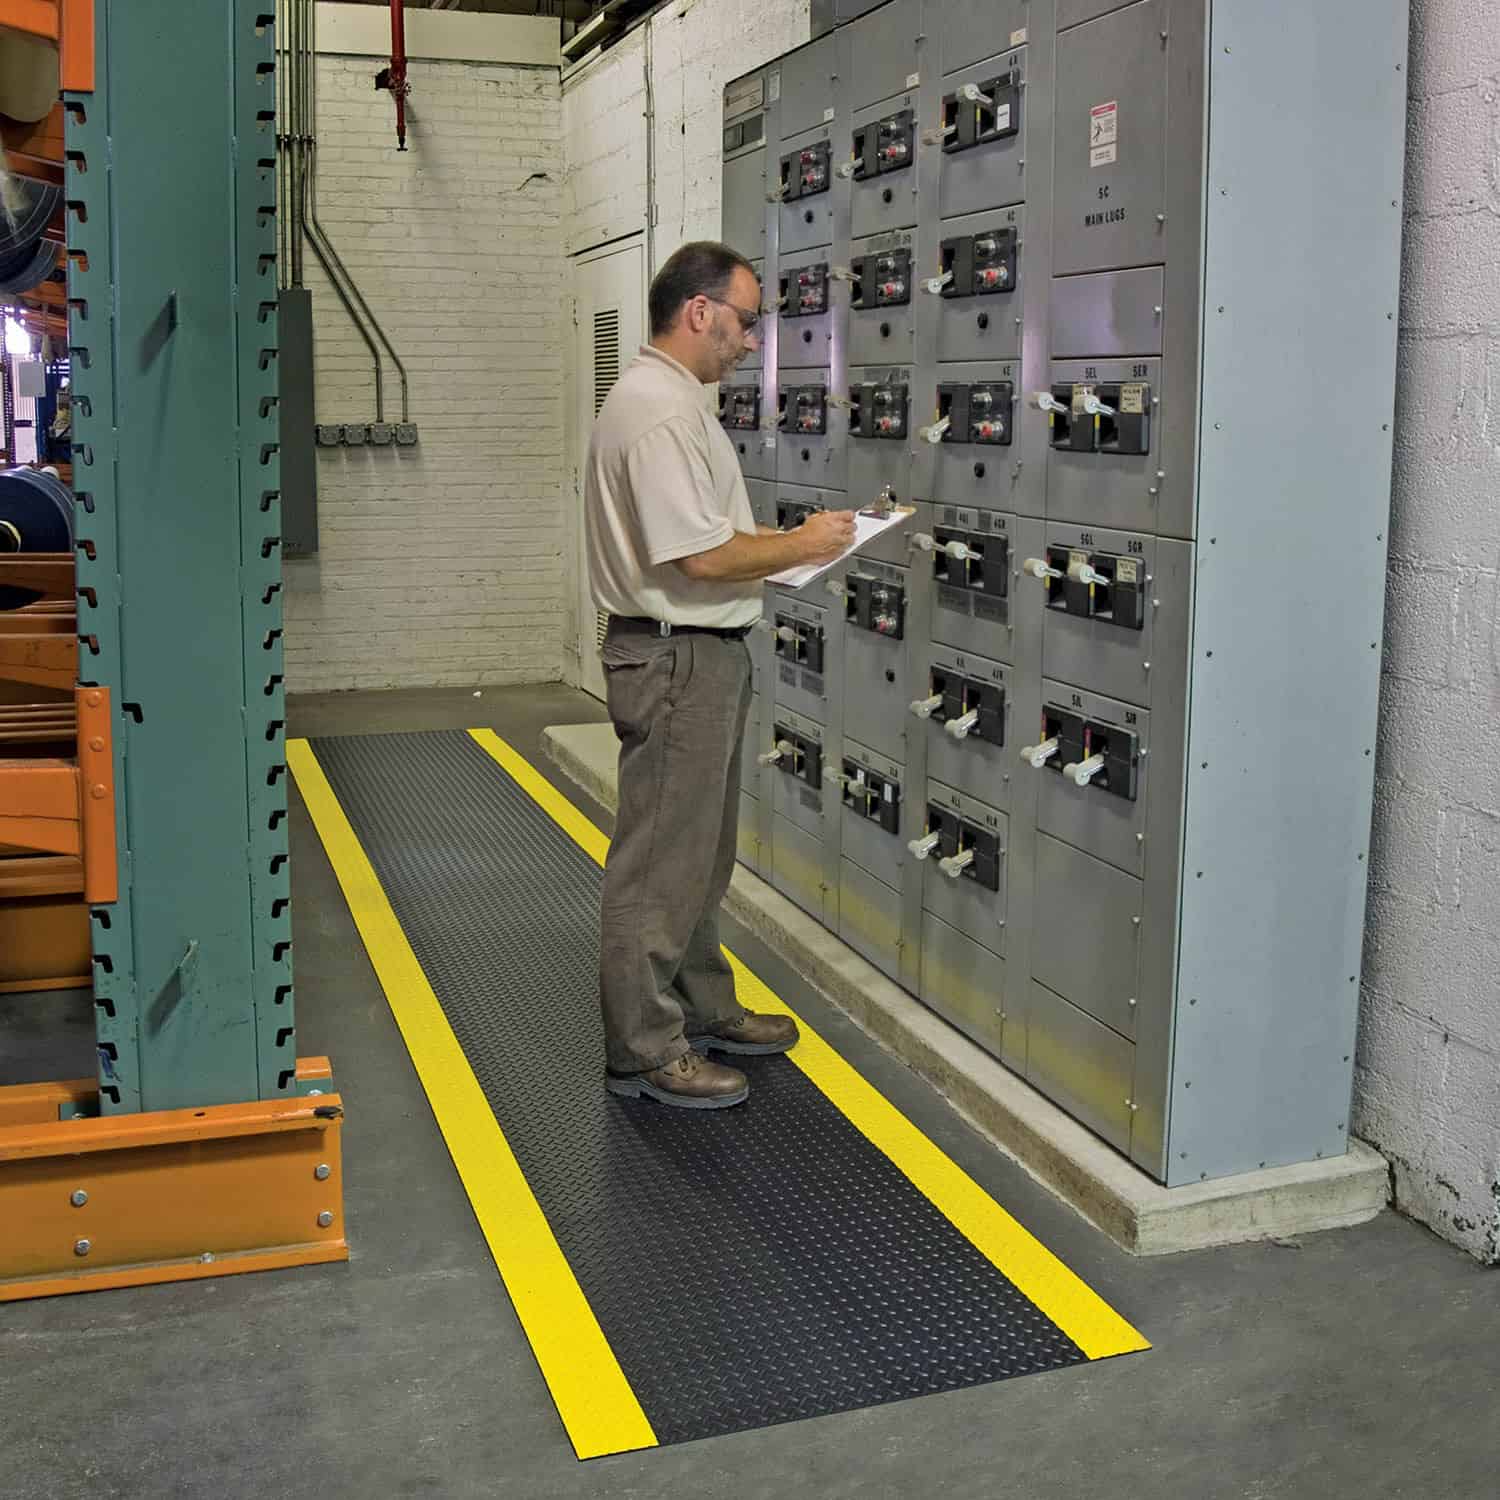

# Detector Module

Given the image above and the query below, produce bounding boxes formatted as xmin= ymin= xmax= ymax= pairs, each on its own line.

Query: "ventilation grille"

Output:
xmin=593 ymin=309 xmax=621 ymax=416
xmin=595 ymin=609 xmax=609 ymax=648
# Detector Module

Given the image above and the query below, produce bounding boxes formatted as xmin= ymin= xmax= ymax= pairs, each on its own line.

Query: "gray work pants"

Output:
xmin=598 ymin=621 xmax=752 ymax=1074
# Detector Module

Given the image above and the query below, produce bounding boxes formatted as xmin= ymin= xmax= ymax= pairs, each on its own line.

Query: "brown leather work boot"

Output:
xmin=605 ymin=1050 xmax=750 ymax=1110
xmin=689 ymin=1011 xmax=800 ymax=1056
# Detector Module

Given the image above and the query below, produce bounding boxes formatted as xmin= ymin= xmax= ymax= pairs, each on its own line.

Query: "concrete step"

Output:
xmin=541 ymin=719 xmax=1390 ymax=1256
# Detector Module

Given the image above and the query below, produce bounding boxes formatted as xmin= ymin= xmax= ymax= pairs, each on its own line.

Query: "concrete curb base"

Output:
xmin=541 ymin=720 xmax=1391 ymax=1256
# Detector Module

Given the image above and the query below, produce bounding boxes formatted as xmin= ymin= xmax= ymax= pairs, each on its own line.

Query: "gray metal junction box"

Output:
xmin=723 ymin=0 xmax=1408 ymax=1185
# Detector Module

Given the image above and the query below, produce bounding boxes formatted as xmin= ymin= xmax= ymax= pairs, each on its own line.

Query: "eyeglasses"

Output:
xmin=703 ymin=295 xmax=762 ymax=334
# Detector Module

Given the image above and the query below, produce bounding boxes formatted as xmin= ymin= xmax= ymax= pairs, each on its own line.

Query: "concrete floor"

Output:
xmin=3 ymin=683 xmax=1498 ymax=1500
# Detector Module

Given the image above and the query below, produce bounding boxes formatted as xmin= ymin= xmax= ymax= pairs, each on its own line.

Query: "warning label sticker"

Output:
xmin=1091 ymin=99 xmax=1118 ymax=167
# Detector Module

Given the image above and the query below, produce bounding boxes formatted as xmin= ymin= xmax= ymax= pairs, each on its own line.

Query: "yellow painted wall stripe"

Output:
xmin=467 ymin=727 xmax=1149 ymax=1362
xmin=286 ymin=739 xmax=657 ymax=1461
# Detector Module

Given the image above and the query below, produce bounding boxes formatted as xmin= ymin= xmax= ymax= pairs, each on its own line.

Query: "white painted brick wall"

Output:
xmin=284 ymin=54 xmax=565 ymax=692
xmin=562 ymin=0 xmax=811 ymax=263
xmin=1354 ymin=0 xmax=1500 ymax=1262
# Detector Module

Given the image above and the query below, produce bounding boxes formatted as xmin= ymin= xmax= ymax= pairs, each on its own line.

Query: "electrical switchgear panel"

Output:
xmin=725 ymin=0 xmax=1407 ymax=1187
xmin=780 ymin=140 xmax=831 ymax=200
xmin=1033 ymin=703 xmax=1139 ymax=803
xmin=845 ymin=570 xmax=905 ymax=639
xmin=852 ymin=250 xmax=912 ymax=308
xmin=1046 ymin=381 xmax=1152 ymax=455
xmin=850 ymin=380 xmax=908 ymax=439
xmin=939 ymin=229 xmax=1018 ymax=299
xmin=940 ymin=68 xmax=1021 ymax=154
xmin=773 ymin=612 xmax=826 ymax=677
xmin=780 ymin=385 xmax=828 ymax=435
xmin=782 ymin=262 xmax=830 ymax=317
xmin=765 ymin=722 xmax=822 ymax=787
xmin=841 ymin=759 xmax=902 ymax=834
xmin=852 ymin=109 xmax=915 ymax=179
xmin=921 ymin=803 xmax=1003 ymax=892
xmin=936 ymin=382 xmax=1013 ymax=446
xmin=720 ymin=384 xmax=761 ymax=431
xmin=1036 ymin=546 xmax=1145 ymax=631
xmin=915 ymin=664 xmax=1005 ymax=748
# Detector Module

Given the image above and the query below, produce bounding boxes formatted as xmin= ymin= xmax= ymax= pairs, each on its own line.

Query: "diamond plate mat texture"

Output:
xmin=310 ymin=729 xmax=1088 ymax=1445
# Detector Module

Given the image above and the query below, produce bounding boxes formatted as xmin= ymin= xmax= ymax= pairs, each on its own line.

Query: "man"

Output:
xmin=584 ymin=240 xmax=856 ymax=1110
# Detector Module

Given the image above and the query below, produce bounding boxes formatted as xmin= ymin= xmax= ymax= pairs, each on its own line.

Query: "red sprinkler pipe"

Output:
xmin=386 ymin=0 xmax=411 ymax=150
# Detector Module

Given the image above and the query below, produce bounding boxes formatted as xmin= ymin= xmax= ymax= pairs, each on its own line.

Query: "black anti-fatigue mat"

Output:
xmin=308 ymin=729 xmax=1137 ymax=1448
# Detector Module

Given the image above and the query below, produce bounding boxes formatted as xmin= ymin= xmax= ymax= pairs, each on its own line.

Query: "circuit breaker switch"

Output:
xmin=1023 ymin=556 xmax=1063 ymax=581
xmin=822 ymin=766 xmax=852 ymax=788
xmin=774 ymin=624 xmax=798 ymax=643
xmin=909 ymin=532 xmax=938 ymax=552
xmin=910 ymin=692 xmax=944 ymax=719
xmin=940 ymin=847 xmax=976 ymax=879
xmin=941 ymin=539 xmax=977 ymax=562
xmin=908 ymin=830 xmax=942 ymax=860
xmin=1021 ymin=736 xmax=1060 ymax=768
xmin=1035 ymin=391 xmax=1068 ymax=415
xmin=944 ymin=707 xmax=981 ymax=741
xmin=758 ymin=740 xmax=794 ymax=766
xmin=924 ymin=271 xmax=955 ymax=295
xmin=920 ymin=416 xmax=952 ymax=445
xmin=1081 ymin=392 xmax=1116 ymax=418
xmin=1064 ymin=753 xmax=1106 ymax=786
xmin=1068 ymin=556 xmax=1109 ymax=587
xmin=957 ymin=82 xmax=993 ymax=107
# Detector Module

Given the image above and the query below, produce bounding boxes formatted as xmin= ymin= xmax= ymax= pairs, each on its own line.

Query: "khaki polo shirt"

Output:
xmin=585 ymin=345 xmax=763 ymax=630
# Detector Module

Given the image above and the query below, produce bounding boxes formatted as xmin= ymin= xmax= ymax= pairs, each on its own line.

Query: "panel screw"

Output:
xmin=71 ymin=1190 xmax=88 ymax=1207
xmin=1128 ymin=997 xmax=1137 ymax=1007
xmin=317 ymin=1211 xmax=334 ymax=1228
xmin=309 ymin=1089 xmax=323 ymax=1096
xmin=74 ymin=1239 xmax=91 ymax=1257
xmin=314 ymin=1164 xmax=331 ymax=1181
xmin=201 ymin=1253 xmax=215 ymax=1264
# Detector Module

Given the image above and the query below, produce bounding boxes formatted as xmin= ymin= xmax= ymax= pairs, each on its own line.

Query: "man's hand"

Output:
xmin=794 ymin=509 xmax=857 ymax=565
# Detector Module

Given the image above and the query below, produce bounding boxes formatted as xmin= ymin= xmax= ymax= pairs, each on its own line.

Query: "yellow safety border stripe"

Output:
xmin=466 ymin=728 xmax=1149 ymax=1362
xmin=286 ymin=738 xmax=658 ymax=1462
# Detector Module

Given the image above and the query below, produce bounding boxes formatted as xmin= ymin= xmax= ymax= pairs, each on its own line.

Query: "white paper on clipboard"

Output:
xmin=765 ymin=505 xmax=915 ymax=589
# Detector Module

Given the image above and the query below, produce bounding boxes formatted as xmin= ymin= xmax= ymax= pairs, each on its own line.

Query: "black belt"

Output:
xmin=612 ymin=614 xmax=754 ymax=641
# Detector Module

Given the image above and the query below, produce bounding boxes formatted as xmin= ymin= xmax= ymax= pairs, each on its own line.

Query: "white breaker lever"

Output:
xmin=1022 ymin=556 xmax=1062 ymax=581
xmin=907 ymin=831 xmax=942 ymax=860
xmin=940 ymin=847 xmax=976 ymax=879
xmin=944 ymin=707 xmax=980 ymax=740
xmin=910 ymin=692 xmax=944 ymax=719
xmin=758 ymin=739 xmax=795 ymax=766
xmin=1068 ymin=557 xmax=1109 ymax=587
xmin=920 ymin=415 xmax=952 ymax=445
xmin=1065 ymin=753 xmax=1106 ymax=786
xmin=923 ymin=270 xmax=954 ymax=295
xmin=1020 ymin=737 xmax=1059 ymax=768
xmin=1034 ymin=391 xmax=1068 ymax=416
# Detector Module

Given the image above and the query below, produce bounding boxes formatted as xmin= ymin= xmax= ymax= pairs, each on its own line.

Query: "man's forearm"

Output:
xmin=676 ymin=528 xmax=810 ymax=583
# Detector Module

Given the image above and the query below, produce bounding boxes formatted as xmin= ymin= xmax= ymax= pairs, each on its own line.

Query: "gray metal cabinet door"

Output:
xmin=1052 ymin=0 xmax=1168 ymax=275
